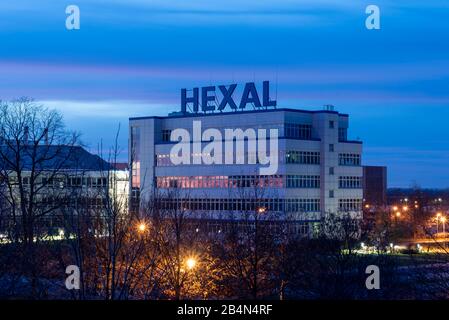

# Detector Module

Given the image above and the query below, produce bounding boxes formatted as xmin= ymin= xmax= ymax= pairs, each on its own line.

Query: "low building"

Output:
xmin=0 ymin=144 xmax=129 ymax=235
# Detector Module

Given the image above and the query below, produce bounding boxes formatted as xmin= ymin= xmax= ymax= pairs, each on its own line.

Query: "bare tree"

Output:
xmin=0 ymin=98 xmax=79 ymax=298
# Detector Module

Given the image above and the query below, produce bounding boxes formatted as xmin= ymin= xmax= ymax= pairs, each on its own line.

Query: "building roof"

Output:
xmin=129 ymin=107 xmax=349 ymax=121
xmin=111 ymin=162 xmax=129 ymax=170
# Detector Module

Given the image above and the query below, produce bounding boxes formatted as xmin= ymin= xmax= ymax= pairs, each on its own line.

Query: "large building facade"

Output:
xmin=129 ymin=106 xmax=363 ymax=236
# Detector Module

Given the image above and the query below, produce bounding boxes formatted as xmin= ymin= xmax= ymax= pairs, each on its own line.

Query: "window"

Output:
xmin=22 ymin=177 xmax=30 ymax=186
xmin=338 ymin=128 xmax=347 ymax=141
xmin=339 ymin=199 xmax=362 ymax=212
xmin=339 ymin=176 xmax=362 ymax=189
xmin=284 ymin=123 xmax=312 ymax=140
xmin=286 ymin=175 xmax=320 ymax=188
xmin=329 ymin=121 xmax=334 ymax=129
xmin=329 ymin=144 xmax=334 ymax=152
xmin=329 ymin=167 xmax=334 ymax=175
xmin=68 ymin=177 xmax=82 ymax=187
xmin=329 ymin=190 xmax=334 ymax=198
xmin=162 ymin=129 xmax=172 ymax=142
xmin=285 ymin=151 xmax=320 ymax=164
xmin=285 ymin=199 xmax=321 ymax=213
xmin=339 ymin=153 xmax=361 ymax=166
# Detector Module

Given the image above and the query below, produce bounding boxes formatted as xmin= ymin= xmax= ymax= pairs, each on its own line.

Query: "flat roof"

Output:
xmin=129 ymin=107 xmax=349 ymax=121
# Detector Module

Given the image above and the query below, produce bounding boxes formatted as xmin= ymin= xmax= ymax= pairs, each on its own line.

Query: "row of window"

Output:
xmin=156 ymin=198 xmax=322 ymax=213
xmin=339 ymin=199 xmax=363 ymax=211
xmin=156 ymin=175 xmax=362 ymax=189
xmin=285 ymin=151 xmax=321 ymax=164
xmin=284 ymin=123 xmax=312 ymax=140
xmin=156 ymin=151 xmax=361 ymax=167
xmin=286 ymin=175 xmax=320 ymax=188
xmin=339 ymin=176 xmax=362 ymax=189
xmin=203 ymin=221 xmax=310 ymax=235
xmin=39 ymin=196 xmax=106 ymax=208
xmin=156 ymin=175 xmax=283 ymax=189
xmin=20 ymin=176 xmax=108 ymax=188
xmin=339 ymin=153 xmax=361 ymax=166
xmin=161 ymin=123 xmax=348 ymax=143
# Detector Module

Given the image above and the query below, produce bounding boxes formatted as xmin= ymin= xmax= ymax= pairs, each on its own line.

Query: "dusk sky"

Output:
xmin=1 ymin=1 xmax=449 ymax=188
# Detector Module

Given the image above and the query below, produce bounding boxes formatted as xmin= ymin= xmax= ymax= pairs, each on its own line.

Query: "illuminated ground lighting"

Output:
xmin=185 ymin=257 xmax=197 ymax=270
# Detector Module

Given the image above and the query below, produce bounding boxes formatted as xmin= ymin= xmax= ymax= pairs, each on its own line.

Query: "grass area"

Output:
xmin=387 ymin=252 xmax=449 ymax=267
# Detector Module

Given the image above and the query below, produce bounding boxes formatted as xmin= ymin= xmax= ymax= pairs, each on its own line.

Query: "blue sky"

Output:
xmin=1 ymin=0 xmax=449 ymax=188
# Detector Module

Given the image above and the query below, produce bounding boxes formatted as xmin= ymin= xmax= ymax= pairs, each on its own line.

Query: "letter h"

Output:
xmin=181 ymin=88 xmax=199 ymax=113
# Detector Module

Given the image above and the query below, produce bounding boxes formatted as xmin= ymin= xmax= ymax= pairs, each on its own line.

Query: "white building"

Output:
xmin=129 ymin=105 xmax=363 ymax=236
xmin=0 ymin=145 xmax=129 ymax=235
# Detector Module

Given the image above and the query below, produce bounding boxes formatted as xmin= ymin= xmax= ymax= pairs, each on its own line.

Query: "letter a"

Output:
xmin=365 ymin=5 xmax=380 ymax=30
xmin=66 ymin=5 xmax=80 ymax=30
xmin=365 ymin=265 xmax=380 ymax=290
xmin=65 ymin=265 xmax=80 ymax=290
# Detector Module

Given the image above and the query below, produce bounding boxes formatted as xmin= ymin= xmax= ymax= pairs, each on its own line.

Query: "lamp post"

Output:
xmin=441 ymin=216 xmax=447 ymax=234
xmin=437 ymin=212 xmax=442 ymax=234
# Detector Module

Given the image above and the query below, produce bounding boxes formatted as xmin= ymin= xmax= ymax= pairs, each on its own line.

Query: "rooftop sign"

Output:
xmin=181 ymin=81 xmax=277 ymax=114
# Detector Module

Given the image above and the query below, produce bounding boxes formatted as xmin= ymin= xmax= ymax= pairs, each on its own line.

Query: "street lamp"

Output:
xmin=436 ymin=213 xmax=442 ymax=233
xmin=441 ymin=216 xmax=447 ymax=234
xmin=185 ymin=257 xmax=197 ymax=270
xmin=257 ymin=207 xmax=266 ymax=214
xmin=137 ymin=222 xmax=147 ymax=233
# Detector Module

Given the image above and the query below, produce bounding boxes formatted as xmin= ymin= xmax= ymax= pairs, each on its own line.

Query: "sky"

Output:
xmin=1 ymin=0 xmax=449 ymax=188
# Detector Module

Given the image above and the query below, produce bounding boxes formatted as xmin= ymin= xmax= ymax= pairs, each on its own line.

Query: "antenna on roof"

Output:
xmin=323 ymin=104 xmax=335 ymax=111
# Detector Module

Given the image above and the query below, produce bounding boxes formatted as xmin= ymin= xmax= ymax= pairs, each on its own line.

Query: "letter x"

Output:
xmin=218 ymin=84 xmax=237 ymax=110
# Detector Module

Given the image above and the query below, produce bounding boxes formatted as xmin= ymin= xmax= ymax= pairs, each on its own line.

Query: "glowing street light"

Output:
xmin=137 ymin=222 xmax=147 ymax=233
xmin=395 ymin=211 xmax=401 ymax=218
xmin=257 ymin=207 xmax=266 ymax=214
xmin=392 ymin=206 xmax=398 ymax=212
xmin=402 ymin=205 xmax=408 ymax=212
xmin=185 ymin=257 xmax=197 ymax=270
